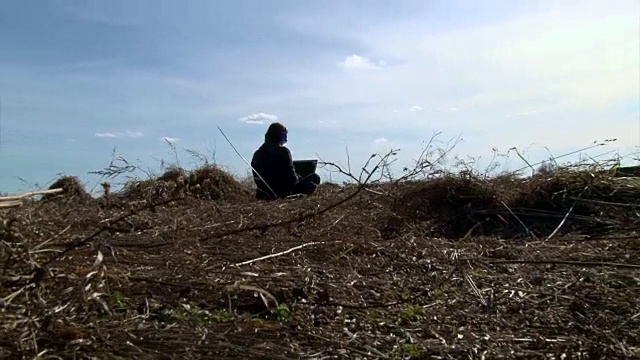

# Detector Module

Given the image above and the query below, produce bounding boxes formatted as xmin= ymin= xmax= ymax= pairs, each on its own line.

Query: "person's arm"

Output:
xmin=278 ymin=146 xmax=300 ymax=187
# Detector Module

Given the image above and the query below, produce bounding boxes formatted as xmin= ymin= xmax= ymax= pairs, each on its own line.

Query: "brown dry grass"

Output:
xmin=42 ymin=175 xmax=92 ymax=203
xmin=117 ymin=165 xmax=253 ymax=203
xmin=1 ymin=164 xmax=639 ymax=359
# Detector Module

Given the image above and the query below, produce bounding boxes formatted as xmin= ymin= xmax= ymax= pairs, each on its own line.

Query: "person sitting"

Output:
xmin=250 ymin=122 xmax=321 ymax=200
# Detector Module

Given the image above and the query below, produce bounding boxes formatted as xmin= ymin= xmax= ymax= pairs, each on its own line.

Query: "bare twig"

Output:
xmin=499 ymin=199 xmax=536 ymax=240
xmin=0 ymin=200 xmax=22 ymax=209
xmin=217 ymin=126 xmax=277 ymax=199
xmin=233 ymin=241 xmax=329 ymax=267
xmin=0 ymin=188 xmax=63 ymax=202
xmin=546 ymin=185 xmax=589 ymax=240
xmin=482 ymin=259 xmax=640 ymax=269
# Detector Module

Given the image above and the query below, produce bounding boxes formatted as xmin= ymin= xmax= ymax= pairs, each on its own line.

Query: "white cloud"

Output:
xmin=408 ymin=105 xmax=423 ymax=112
xmin=374 ymin=137 xmax=388 ymax=143
xmin=338 ymin=54 xmax=384 ymax=70
xmin=95 ymin=133 xmax=118 ymax=138
xmin=363 ymin=6 xmax=637 ymax=115
xmin=238 ymin=112 xmax=278 ymax=125
xmin=276 ymin=0 xmax=639 ymax=154
xmin=95 ymin=130 xmax=144 ymax=139
xmin=160 ymin=136 xmax=180 ymax=143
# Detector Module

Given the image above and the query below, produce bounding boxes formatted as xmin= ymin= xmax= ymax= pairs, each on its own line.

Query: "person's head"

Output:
xmin=264 ymin=122 xmax=288 ymax=145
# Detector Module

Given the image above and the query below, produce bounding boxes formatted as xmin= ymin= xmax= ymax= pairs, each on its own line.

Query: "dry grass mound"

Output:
xmin=387 ymin=176 xmax=506 ymax=238
xmin=120 ymin=165 xmax=252 ymax=202
xmin=41 ymin=176 xmax=91 ymax=202
xmin=187 ymin=165 xmax=252 ymax=200
xmin=504 ymin=169 xmax=640 ymax=237
xmin=516 ymin=169 xmax=612 ymax=209
xmin=385 ymin=169 xmax=640 ymax=239
xmin=505 ymin=170 xmax=617 ymax=235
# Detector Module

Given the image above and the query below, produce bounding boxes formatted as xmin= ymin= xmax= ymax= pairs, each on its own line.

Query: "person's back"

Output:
xmin=251 ymin=141 xmax=298 ymax=200
xmin=251 ymin=122 xmax=321 ymax=200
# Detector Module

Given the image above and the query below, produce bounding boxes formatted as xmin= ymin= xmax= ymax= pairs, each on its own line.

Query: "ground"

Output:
xmin=1 ymin=166 xmax=639 ymax=359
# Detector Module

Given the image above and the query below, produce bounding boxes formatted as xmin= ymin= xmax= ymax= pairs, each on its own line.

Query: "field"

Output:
xmin=1 ymin=152 xmax=639 ymax=359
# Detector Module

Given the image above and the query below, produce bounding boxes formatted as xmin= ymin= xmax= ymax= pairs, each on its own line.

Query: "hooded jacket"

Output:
xmin=250 ymin=142 xmax=300 ymax=200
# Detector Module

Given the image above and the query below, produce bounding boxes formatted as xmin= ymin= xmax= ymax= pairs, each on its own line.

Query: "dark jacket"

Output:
xmin=250 ymin=142 xmax=300 ymax=200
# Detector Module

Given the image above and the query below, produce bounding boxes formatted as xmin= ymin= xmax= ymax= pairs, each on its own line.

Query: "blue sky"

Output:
xmin=1 ymin=0 xmax=639 ymax=193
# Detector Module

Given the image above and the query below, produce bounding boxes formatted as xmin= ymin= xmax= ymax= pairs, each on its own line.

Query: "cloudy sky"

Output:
xmin=1 ymin=0 xmax=639 ymax=193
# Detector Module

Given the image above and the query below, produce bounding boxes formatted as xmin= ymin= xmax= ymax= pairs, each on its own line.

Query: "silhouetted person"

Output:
xmin=251 ymin=122 xmax=321 ymax=200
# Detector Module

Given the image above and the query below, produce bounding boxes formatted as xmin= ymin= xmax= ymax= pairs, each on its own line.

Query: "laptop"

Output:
xmin=293 ymin=159 xmax=318 ymax=177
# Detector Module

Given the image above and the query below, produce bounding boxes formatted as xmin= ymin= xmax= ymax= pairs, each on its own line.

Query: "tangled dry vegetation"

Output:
xmin=1 ymin=154 xmax=639 ymax=359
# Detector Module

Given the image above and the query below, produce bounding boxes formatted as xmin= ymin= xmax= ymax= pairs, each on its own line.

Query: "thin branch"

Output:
xmin=546 ymin=185 xmax=589 ymax=240
xmin=0 ymin=188 xmax=63 ymax=201
xmin=0 ymin=200 xmax=22 ymax=209
xmin=483 ymin=259 xmax=640 ymax=269
xmin=233 ymin=241 xmax=329 ymax=267
xmin=217 ymin=126 xmax=277 ymax=199
xmin=499 ymin=199 xmax=536 ymax=240
xmin=568 ymin=197 xmax=640 ymax=208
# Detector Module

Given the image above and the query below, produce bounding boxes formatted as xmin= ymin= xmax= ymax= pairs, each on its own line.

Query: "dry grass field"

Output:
xmin=1 ymin=151 xmax=639 ymax=359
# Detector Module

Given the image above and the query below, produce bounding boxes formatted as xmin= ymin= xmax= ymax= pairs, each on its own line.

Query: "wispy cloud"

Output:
xmin=160 ymin=136 xmax=180 ymax=143
xmin=374 ymin=137 xmax=388 ymax=143
xmin=238 ymin=112 xmax=278 ymax=125
xmin=338 ymin=54 xmax=384 ymax=70
xmin=94 ymin=130 xmax=144 ymax=139
xmin=408 ymin=105 xmax=423 ymax=112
